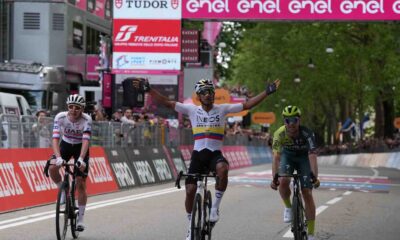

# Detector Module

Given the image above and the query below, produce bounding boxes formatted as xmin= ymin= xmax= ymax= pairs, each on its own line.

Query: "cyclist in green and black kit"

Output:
xmin=270 ymin=105 xmax=320 ymax=240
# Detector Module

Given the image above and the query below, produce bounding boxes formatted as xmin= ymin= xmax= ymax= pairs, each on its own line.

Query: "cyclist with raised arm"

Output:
xmin=270 ymin=105 xmax=320 ymax=240
xmin=48 ymin=94 xmax=92 ymax=232
xmin=137 ymin=78 xmax=280 ymax=240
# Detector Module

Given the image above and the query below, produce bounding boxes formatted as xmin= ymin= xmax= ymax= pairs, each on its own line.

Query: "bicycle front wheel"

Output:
xmin=56 ymin=186 xmax=69 ymax=240
xmin=203 ymin=190 xmax=213 ymax=240
xmin=70 ymin=186 xmax=79 ymax=239
xmin=191 ymin=193 xmax=202 ymax=240
xmin=292 ymin=195 xmax=306 ymax=240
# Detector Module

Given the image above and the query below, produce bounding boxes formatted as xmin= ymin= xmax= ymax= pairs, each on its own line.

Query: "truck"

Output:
xmin=0 ymin=60 xmax=74 ymax=115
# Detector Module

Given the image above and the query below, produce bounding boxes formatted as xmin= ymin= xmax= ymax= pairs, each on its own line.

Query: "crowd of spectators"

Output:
xmin=318 ymin=134 xmax=400 ymax=155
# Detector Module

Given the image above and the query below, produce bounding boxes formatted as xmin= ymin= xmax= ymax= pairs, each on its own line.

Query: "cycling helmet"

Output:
xmin=282 ymin=105 xmax=301 ymax=117
xmin=66 ymin=94 xmax=86 ymax=107
xmin=194 ymin=78 xmax=214 ymax=94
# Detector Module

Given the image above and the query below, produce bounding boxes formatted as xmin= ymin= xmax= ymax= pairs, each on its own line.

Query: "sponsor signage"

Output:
xmin=182 ymin=0 xmax=400 ymax=20
xmin=113 ymin=52 xmax=181 ymax=72
xmin=113 ymin=19 xmax=181 ymax=53
xmin=252 ymin=112 xmax=276 ymax=124
xmin=0 ymin=147 xmax=118 ymax=213
xmin=114 ymin=0 xmax=182 ymax=19
xmin=181 ymin=29 xmax=200 ymax=63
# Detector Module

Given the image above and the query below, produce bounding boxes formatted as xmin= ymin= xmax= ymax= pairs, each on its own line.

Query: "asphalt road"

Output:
xmin=1 ymin=164 xmax=399 ymax=240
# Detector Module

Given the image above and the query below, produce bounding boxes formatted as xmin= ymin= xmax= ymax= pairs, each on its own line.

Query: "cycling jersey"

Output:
xmin=272 ymin=125 xmax=317 ymax=155
xmin=175 ymin=102 xmax=243 ymax=151
xmin=52 ymin=112 xmax=92 ymax=144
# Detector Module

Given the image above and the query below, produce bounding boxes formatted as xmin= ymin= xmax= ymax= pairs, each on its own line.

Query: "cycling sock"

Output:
xmin=307 ymin=219 xmax=315 ymax=235
xmin=187 ymin=213 xmax=192 ymax=222
xmin=283 ymin=198 xmax=292 ymax=208
xmin=78 ymin=205 xmax=86 ymax=222
xmin=212 ymin=190 xmax=224 ymax=209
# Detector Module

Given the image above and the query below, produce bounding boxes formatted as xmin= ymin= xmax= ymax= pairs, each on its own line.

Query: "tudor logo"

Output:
xmin=115 ymin=0 xmax=123 ymax=9
xmin=171 ymin=0 xmax=179 ymax=9
xmin=115 ymin=25 xmax=138 ymax=42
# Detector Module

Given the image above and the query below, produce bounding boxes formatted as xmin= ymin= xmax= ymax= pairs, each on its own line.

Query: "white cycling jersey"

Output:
xmin=52 ymin=112 xmax=92 ymax=144
xmin=175 ymin=102 xmax=243 ymax=151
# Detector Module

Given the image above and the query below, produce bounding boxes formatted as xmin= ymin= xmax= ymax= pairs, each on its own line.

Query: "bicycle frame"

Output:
xmin=52 ymin=162 xmax=80 ymax=240
xmin=279 ymin=173 xmax=307 ymax=240
xmin=175 ymin=171 xmax=216 ymax=240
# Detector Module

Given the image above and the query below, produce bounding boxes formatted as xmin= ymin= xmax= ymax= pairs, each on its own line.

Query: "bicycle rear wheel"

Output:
xmin=191 ymin=193 xmax=202 ymax=240
xmin=202 ymin=190 xmax=212 ymax=240
xmin=56 ymin=186 xmax=69 ymax=240
xmin=292 ymin=195 xmax=307 ymax=240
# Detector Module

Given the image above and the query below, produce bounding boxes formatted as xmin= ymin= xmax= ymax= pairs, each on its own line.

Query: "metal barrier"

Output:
xmin=0 ymin=114 xmax=262 ymax=149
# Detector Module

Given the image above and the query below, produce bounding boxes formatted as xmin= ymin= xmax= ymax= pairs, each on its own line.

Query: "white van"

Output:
xmin=0 ymin=92 xmax=32 ymax=116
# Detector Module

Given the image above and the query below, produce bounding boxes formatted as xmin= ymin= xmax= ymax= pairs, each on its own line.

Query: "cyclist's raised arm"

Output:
xmin=242 ymin=79 xmax=280 ymax=110
xmin=148 ymin=87 xmax=176 ymax=109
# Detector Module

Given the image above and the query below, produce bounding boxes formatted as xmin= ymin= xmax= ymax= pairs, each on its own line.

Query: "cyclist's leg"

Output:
xmin=185 ymin=150 xmax=203 ymax=217
xmin=298 ymin=156 xmax=316 ymax=237
xmin=208 ymin=150 xmax=229 ymax=222
xmin=73 ymin=145 xmax=89 ymax=230
xmin=278 ymin=152 xmax=294 ymax=207
xmin=50 ymin=141 xmax=73 ymax=188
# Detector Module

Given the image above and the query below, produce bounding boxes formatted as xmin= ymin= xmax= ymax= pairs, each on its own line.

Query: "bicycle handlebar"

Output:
xmin=175 ymin=171 xmax=217 ymax=189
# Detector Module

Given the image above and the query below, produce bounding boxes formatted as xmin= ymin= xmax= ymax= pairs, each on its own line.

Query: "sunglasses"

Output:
xmin=284 ymin=117 xmax=299 ymax=125
xmin=198 ymin=89 xmax=215 ymax=96
xmin=68 ymin=105 xmax=82 ymax=111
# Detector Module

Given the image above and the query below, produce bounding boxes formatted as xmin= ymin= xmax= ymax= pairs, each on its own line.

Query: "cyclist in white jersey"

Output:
xmin=135 ymin=78 xmax=280 ymax=240
xmin=48 ymin=94 xmax=92 ymax=232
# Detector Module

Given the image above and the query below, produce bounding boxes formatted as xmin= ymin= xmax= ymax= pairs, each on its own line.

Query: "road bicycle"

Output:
xmin=279 ymin=173 xmax=308 ymax=240
xmin=45 ymin=159 xmax=81 ymax=240
xmin=175 ymin=171 xmax=217 ymax=240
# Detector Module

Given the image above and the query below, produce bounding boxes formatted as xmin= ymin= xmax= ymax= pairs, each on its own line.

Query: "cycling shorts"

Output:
xmin=60 ymin=140 xmax=90 ymax=177
xmin=279 ymin=151 xmax=312 ymax=189
xmin=185 ymin=149 xmax=229 ymax=185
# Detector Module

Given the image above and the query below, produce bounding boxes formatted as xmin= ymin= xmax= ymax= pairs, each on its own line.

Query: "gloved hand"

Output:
xmin=56 ymin=157 xmax=64 ymax=167
xmin=265 ymin=80 xmax=279 ymax=95
xmin=310 ymin=172 xmax=320 ymax=189
xmin=76 ymin=157 xmax=86 ymax=171
xmin=270 ymin=173 xmax=280 ymax=190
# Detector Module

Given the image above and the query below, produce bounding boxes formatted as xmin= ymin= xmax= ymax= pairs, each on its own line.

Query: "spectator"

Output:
xmin=111 ymin=109 xmax=123 ymax=122
xmin=121 ymin=108 xmax=135 ymax=125
xmin=32 ymin=110 xmax=51 ymax=148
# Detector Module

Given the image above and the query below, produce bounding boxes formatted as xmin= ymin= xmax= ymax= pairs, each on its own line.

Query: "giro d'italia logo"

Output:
xmin=171 ymin=0 xmax=179 ymax=9
xmin=115 ymin=0 xmax=123 ymax=9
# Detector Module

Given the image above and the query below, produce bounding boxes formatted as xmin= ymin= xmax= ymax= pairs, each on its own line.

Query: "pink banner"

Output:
xmin=102 ymin=73 xmax=112 ymax=107
xmin=183 ymin=0 xmax=400 ymax=20
xmin=86 ymin=55 xmax=100 ymax=80
xmin=95 ymin=0 xmax=105 ymax=18
xmin=202 ymin=22 xmax=222 ymax=47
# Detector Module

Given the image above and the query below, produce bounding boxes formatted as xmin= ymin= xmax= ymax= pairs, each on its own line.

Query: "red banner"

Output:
xmin=0 ymin=147 xmax=118 ymax=213
xmin=113 ymin=19 xmax=181 ymax=53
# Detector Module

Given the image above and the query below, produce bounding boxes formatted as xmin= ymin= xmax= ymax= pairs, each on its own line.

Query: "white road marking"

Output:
xmin=326 ymin=197 xmax=342 ymax=205
xmin=0 ymin=187 xmax=182 ymax=230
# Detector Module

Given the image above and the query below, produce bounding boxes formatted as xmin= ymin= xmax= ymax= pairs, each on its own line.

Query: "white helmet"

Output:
xmin=194 ymin=78 xmax=214 ymax=94
xmin=66 ymin=94 xmax=85 ymax=107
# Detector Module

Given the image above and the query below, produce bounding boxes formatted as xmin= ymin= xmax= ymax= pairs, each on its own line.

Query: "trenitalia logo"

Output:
xmin=115 ymin=25 xmax=138 ymax=42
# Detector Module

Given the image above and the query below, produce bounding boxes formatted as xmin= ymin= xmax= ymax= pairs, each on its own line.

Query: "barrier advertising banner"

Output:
xmin=0 ymin=147 xmax=118 ymax=213
xmin=182 ymin=0 xmax=400 ymax=20
xmin=105 ymin=147 xmax=141 ymax=189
